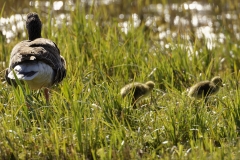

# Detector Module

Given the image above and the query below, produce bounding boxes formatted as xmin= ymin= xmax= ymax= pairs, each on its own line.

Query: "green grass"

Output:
xmin=1 ymin=1 xmax=240 ymax=159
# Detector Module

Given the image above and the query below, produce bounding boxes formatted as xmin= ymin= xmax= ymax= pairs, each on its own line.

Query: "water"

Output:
xmin=1 ymin=0 xmax=240 ymax=49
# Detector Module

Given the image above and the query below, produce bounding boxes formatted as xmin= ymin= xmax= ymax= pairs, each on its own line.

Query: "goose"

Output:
xmin=120 ymin=81 xmax=155 ymax=108
xmin=5 ymin=12 xmax=66 ymax=105
xmin=187 ymin=76 xmax=223 ymax=100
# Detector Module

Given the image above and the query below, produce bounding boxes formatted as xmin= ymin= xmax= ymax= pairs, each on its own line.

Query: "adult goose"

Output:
xmin=5 ymin=12 xmax=66 ymax=104
xmin=187 ymin=76 xmax=223 ymax=100
xmin=120 ymin=81 xmax=155 ymax=108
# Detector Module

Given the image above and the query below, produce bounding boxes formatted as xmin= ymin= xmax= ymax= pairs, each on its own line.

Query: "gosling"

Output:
xmin=120 ymin=81 xmax=155 ymax=108
xmin=187 ymin=76 xmax=223 ymax=100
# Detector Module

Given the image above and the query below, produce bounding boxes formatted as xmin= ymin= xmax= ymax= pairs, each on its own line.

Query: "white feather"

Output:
xmin=8 ymin=61 xmax=53 ymax=89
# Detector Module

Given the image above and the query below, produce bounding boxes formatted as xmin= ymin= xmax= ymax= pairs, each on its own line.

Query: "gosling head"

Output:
xmin=211 ymin=76 xmax=223 ymax=87
xmin=145 ymin=81 xmax=155 ymax=90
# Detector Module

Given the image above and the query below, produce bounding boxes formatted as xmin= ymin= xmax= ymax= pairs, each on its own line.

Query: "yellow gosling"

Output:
xmin=187 ymin=76 xmax=223 ymax=100
xmin=120 ymin=81 xmax=155 ymax=108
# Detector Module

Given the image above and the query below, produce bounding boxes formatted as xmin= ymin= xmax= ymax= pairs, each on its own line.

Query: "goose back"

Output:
xmin=5 ymin=38 xmax=66 ymax=86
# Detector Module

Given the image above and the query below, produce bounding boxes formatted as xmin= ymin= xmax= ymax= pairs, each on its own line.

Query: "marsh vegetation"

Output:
xmin=1 ymin=0 xmax=240 ymax=159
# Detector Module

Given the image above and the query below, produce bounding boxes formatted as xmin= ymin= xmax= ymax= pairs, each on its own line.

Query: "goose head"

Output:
xmin=26 ymin=12 xmax=42 ymax=41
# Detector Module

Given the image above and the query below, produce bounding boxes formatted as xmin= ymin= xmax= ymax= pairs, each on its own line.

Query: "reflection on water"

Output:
xmin=118 ymin=13 xmax=141 ymax=34
xmin=0 ymin=0 xmax=74 ymax=43
xmin=0 ymin=14 xmax=25 ymax=42
xmin=29 ymin=0 xmax=75 ymax=11
xmin=0 ymin=0 xmax=240 ymax=51
xmin=81 ymin=0 xmax=118 ymax=6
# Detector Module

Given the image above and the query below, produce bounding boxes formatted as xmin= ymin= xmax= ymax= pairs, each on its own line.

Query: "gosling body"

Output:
xmin=188 ymin=76 xmax=223 ymax=99
xmin=120 ymin=81 xmax=155 ymax=108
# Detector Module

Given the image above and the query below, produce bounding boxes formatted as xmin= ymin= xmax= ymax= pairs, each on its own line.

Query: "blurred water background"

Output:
xmin=0 ymin=0 xmax=240 ymax=51
xmin=0 ymin=0 xmax=240 ymax=42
